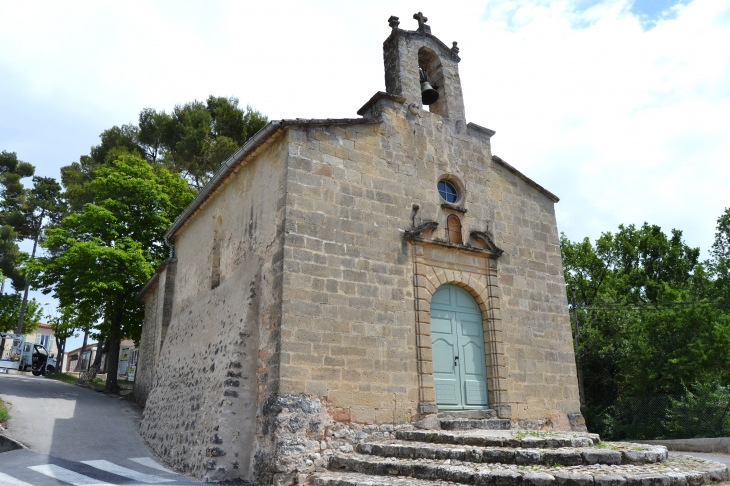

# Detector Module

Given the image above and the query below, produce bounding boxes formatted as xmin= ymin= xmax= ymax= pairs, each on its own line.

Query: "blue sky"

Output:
xmin=1 ymin=0 xmax=729 ymax=350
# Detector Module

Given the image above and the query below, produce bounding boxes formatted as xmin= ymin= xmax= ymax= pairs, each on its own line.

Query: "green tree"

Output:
xmin=62 ymin=97 xmax=267 ymax=206
xmin=0 ymin=151 xmax=34 ymax=289
xmin=33 ymin=154 xmax=194 ymax=392
xmin=61 ymin=125 xmax=144 ymax=213
xmin=709 ymin=207 xmax=730 ymax=301
xmin=47 ymin=305 xmax=82 ymax=372
xmin=0 ymin=225 xmax=24 ymax=290
xmin=0 ymin=293 xmax=42 ymax=361
xmin=561 ymin=222 xmax=726 ymax=403
xmin=2 ymin=176 xmax=65 ymax=335
xmin=140 ymin=96 xmax=267 ymax=189
xmin=0 ymin=293 xmax=42 ymax=334
xmin=1 ymin=151 xmax=65 ymax=334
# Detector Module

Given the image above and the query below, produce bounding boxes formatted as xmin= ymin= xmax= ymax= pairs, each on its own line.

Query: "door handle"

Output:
xmin=454 ymin=356 xmax=459 ymax=367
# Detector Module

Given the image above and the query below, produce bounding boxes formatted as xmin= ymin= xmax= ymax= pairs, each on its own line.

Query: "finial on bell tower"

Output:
xmin=413 ymin=12 xmax=431 ymax=34
xmin=388 ymin=16 xmax=400 ymax=30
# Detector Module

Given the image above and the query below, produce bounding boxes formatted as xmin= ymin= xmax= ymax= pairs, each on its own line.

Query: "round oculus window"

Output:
xmin=438 ymin=180 xmax=459 ymax=203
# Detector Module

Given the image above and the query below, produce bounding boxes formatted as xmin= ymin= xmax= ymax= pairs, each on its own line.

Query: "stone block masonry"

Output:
xmin=135 ymin=15 xmax=582 ymax=484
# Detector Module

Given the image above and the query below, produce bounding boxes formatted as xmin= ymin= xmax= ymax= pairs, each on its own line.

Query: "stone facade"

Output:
xmin=136 ymin=15 xmax=581 ymax=484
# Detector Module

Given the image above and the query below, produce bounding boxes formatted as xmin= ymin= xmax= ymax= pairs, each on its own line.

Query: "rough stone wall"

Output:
xmin=488 ymin=157 xmax=579 ymax=424
xmin=138 ymin=135 xmax=288 ymax=482
xmin=384 ymin=29 xmax=466 ymax=122
xmin=257 ymin=393 xmax=416 ymax=485
xmin=278 ymin=117 xmax=419 ymax=427
xmin=136 ymin=24 xmax=581 ymax=484
xmin=277 ymin=91 xmax=580 ymax=430
xmin=135 ymin=285 xmax=158 ymax=406
xmin=135 ymin=263 xmax=169 ymax=406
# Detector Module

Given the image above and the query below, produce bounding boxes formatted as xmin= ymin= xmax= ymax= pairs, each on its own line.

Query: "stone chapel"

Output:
xmin=134 ymin=14 xmax=583 ymax=484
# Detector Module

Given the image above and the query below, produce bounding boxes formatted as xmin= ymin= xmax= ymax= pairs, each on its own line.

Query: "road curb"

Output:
xmin=0 ymin=434 xmax=27 ymax=453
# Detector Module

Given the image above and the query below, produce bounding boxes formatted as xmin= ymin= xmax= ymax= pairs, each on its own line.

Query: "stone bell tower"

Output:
xmin=383 ymin=13 xmax=466 ymax=121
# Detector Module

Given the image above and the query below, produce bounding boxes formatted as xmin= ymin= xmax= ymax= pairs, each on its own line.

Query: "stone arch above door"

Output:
xmin=411 ymin=248 xmax=509 ymax=418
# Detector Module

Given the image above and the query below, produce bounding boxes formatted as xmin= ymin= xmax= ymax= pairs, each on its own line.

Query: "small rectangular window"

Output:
xmin=211 ymin=238 xmax=221 ymax=289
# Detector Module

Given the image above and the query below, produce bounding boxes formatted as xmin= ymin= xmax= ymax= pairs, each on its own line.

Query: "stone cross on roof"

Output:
xmin=413 ymin=12 xmax=431 ymax=34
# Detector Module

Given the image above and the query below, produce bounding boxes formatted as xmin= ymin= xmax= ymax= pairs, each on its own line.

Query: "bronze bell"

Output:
xmin=420 ymin=81 xmax=439 ymax=105
xmin=419 ymin=67 xmax=439 ymax=105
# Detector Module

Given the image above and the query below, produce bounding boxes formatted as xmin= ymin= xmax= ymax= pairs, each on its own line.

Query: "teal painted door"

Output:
xmin=430 ymin=285 xmax=489 ymax=409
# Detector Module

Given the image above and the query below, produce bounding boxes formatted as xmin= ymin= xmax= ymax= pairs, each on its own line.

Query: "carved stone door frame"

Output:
xmin=407 ymin=227 xmax=511 ymax=419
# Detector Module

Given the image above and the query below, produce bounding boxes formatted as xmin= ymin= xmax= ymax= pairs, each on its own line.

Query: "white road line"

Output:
xmin=28 ymin=464 xmax=112 ymax=486
xmin=129 ymin=457 xmax=174 ymax=474
xmin=82 ymin=460 xmax=174 ymax=483
xmin=0 ymin=471 xmax=34 ymax=486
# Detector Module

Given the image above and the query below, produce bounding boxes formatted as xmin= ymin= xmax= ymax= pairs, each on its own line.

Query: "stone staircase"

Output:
xmin=437 ymin=410 xmax=512 ymax=431
xmin=312 ymin=411 xmax=729 ymax=486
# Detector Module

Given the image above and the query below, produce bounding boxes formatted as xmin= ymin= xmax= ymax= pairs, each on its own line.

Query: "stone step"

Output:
xmin=357 ymin=441 xmax=669 ymax=466
xmin=328 ymin=453 xmax=729 ymax=486
xmin=440 ymin=418 xmax=512 ymax=430
xmin=437 ymin=410 xmax=498 ymax=420
xmin=314 ymin=471 xmax=445 ymax=486
xmin=396 ymin=429 xmax=598 ymax=448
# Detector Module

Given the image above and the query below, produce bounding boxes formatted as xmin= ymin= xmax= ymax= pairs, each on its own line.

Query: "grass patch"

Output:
xmin=515 ymin=430 xmax=550 ymax=440
xmin=46 ymin=372 xmax=79 ymax=385
xmin=46 ymin=372 xmax=132 ymax=390
xmin=0 ymin=397 xmax=10 ymax=423
xmin=592 ymin=442 xmax=621 ymax=450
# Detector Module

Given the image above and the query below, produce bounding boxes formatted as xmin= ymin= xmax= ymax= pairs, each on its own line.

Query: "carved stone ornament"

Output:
xmin=404 ymin=221 xmax=439 ymax=241
xmin=469 ymin=230 xmax=504 ymax=256
xmin=413 ymin=12 xmax=431 ymax=34
xmin=405 ymin=221 xmax=504 ymax=258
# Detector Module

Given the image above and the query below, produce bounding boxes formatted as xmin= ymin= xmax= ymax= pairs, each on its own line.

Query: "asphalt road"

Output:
xmin=0 ymin=372 xmax=201 ymax=485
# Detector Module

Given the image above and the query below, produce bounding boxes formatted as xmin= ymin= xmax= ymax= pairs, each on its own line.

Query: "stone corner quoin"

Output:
xmin=133 ymin=13 xmax=582 ymax=485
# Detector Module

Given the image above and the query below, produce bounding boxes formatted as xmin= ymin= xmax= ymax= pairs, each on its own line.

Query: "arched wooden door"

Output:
xmin=430 ymin=284 xmax=489 ymax=409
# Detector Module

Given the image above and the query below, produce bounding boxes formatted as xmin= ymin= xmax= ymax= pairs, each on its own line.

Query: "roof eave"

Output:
xmin=492 ymin=155 xmax=560 ymax=203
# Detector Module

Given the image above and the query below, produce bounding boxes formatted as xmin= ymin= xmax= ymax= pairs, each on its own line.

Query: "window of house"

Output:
xmin=438 ymin=180 xmax=459 ymax=203
xmin=211 ymin=231 xmax=221 ymax=289
xmin=447 ymin=215 xmax=463 ymax=245
xmin=80 ymin=350 xmax=91 ymax=371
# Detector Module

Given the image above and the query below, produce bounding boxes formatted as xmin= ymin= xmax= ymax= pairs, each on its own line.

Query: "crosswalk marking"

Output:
xmin=129 ymin=457 xmax=174 ymax=473
xmin=0 ymin=471 xmax=34 ymax=486
xmin=28 ymin=464 xmax=113 ymax=486
xmin=82 ymin=460 xmax=174 ymax=483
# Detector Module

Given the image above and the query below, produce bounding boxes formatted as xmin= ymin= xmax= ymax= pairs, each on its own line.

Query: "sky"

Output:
xmin=1 ymin=0 xmax=729 ymax=350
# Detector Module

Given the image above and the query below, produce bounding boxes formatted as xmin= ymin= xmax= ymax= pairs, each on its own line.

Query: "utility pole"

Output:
xmin=572 ymin=289 xmax=586 ymax=412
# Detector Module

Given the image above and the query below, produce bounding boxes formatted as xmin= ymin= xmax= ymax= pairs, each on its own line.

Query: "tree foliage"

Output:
xmin=0 ymin=225 xmax=24 ymax=290
xmin=709 ymin=207 xmax=730 ymax=301
xmin=61 ymin=96 xmax=267 ymax=204
xmin=47 ymin=305 xmax=82 ymax=371
xmin=0 ymin=293 xmax=42 ymax=335
xmin=33 ymin=154 xmax=194 ymax=391
xmin=562 ymin=220 xmax=730 ymax=406
xmin=0 ymin=151 xmax=34 ymax=289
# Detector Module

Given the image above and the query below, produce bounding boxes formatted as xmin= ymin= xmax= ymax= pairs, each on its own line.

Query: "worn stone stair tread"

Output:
xmin=440 ymin=418 xmax=512 ymax=430
xmin=437 ymin=410 xmax=498 ymax=420
xmin=396 ymin=429 xmax=599 ymax=448
xmin=328 ymin=453 xmax=729 ymax=485
xmin=358 ymin=440 xmax=668 ymax=465
xmin=314 ymin=471 xmax=449 ymax=486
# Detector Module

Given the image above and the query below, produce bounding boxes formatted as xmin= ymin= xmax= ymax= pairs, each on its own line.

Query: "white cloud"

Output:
xmin=0 ymin=0 xmax=729 ymax=331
